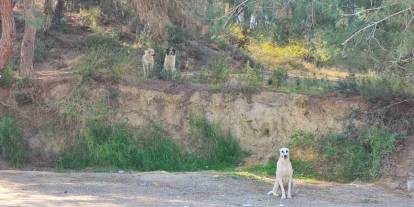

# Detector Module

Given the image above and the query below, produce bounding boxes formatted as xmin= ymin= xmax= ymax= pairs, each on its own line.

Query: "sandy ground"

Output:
xmin=0 ymin=170 xmax=413 ymax=207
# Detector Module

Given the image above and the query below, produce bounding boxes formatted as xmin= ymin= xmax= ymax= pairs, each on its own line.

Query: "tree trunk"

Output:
xmin=43 ymin=0 xmax=53 ymax=33
xmin=52 ymin=0 xmax=64 ymax=25
xmin=0 ymin=0 xmax=15 ymax=69
xmin=224 ymin=3 xmax=231 ymax=14
xmin=20 ymin=0 xmax=37 ymax=78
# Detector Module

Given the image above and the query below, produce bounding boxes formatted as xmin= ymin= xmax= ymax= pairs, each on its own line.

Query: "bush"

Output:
xmin=335 ymin=73 xmax=414 ymax=100
xmin=58 ymin=117 xmax=245 ymax=171
xmin=35 ymin=38 xmax=56 ymax=62
xmin=0 ymin=65 xmax=16 ymax=88
xmin=289 ymin=128 xmax=402 ymax=182
xmin=58 ymin=121 xmax=190 ymax=170
xmin=245 ymin=63 xmax=263 ymax=88
xmin=166 ymin=25 xmax=186 ymax=44
xmin=269 ymin=67 xmax=288 ymax=87
xmin=79 ymin=35 xmax=140 ymax=82
xmin=190 ymin=115 xmax=246 ymax=168
xmin=210 ymin=57 xmax=231 ymax=84
xmin=80 ymin=7 xmax=103 ymax=32
xmin=0 ymin=117 xmax=26 ymax=167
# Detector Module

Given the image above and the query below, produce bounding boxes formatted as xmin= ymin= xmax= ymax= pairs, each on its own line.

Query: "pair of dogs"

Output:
xmin=142 ymin=47 xmax=176 ymax=79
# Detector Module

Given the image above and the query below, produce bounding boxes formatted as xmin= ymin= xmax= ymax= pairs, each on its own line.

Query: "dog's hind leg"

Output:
xmin=267 ymin=179 xmax=280 ymax=196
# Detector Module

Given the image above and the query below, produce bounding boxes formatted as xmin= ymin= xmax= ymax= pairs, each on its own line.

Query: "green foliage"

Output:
xmin=245 ymin=63 xmax=263 ymax=88
xmin=245 ymin=159 xmax=275 ymax=176
xmin=210 ymin=57 xmax=231 ymax=84
xmin=269 ymin=67 xmax=288 ymax=87
xmin=166 ymin=25 xmax=186 ymax=44
xmin=35 ymin=38 xmax=57 ymax=62
xmin=0 ymin=117 xmax=26 ymax=167
xmin=194 ymin=67 xmax=210 ymax=84
xmin=289 ymin=128 xmax=402 ymax=182
xmin=246 ymin=158 xmax=317 ymax=179
xmin=58 ymin=121 xmax=190 ymax=170
xmin=80 ymin=7 xmax=104 ymax=32
xmin=192 ymin=57 xmax=232 ymax=85
xmin=190 ymin=115 xmax=246 ymax=168
xmin=336 ymin=73 xmax=414 ymax=100
xmin=0 ymin=65 xmax=16 ymax=88
xmin=58 ymin=116 xmax=245 ymax=171
xmin=78 ymin=35 xmax=140 ymax=82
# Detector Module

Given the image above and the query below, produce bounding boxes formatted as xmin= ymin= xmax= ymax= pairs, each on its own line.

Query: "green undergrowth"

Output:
xmin=0 ymin=117 xmax=26 ymax=167
xmin=57 ymin=115 xmax=245 ymax=171
xmin=245 ymin=127 xmax=402 ymax=182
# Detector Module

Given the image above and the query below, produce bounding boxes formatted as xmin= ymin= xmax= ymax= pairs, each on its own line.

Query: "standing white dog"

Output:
xmin=142 ymin=48 xmax=155 ymax=79
xmin=267 ymin=147 xmax=294 ymax=199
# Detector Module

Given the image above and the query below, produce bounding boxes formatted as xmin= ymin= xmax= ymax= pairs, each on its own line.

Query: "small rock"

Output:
xmin=64 ymin=190 xmax=68 ymax=194
xmin=118 ymin=170 xmax=125 ymax=174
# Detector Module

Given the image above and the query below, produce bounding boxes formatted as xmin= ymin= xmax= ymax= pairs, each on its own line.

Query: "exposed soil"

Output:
xmin=0 ymin=170 xmax=413 ymax=207
xmin=382 ymin=136 xmax=414 ymax=190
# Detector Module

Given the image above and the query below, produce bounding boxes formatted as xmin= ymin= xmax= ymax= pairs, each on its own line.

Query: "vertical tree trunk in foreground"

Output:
xmin=52 ymin=0 xmax=64 ymax=25
xmin=43 ymin=0 xmax=53 ymax=33
xmin=20 ymin=0 xmax=37 ymax=78
xmin=0 ymin=0 xmax=15 ymax=69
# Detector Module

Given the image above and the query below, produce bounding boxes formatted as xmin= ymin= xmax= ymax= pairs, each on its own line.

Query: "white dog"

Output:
xmin=142 ymin=48 xmax=155 ymax=79
xmin=267 ymin=147 xmax=294 ymax=199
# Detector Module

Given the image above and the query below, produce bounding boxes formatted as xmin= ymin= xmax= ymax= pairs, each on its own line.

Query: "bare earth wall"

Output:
xmin=0 ymin=82 xmax=367 ymax=166
xmin=116 ymin=85 xmax=366 ymax=165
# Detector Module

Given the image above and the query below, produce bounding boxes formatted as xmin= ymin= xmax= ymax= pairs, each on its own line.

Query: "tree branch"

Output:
xmin=342 ymin=7 xmax=411 ymax=46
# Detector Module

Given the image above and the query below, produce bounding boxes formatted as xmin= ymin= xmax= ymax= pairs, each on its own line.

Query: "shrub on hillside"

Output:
xmin=335 ymin=73 xmax=414 ymax=100
xmin=288 ymin=128 xmax=401 ymax=182
xmin=58 ymin=116 xmax=245 ymax=171
xmin=0 ymin=117 xmax=26 ymax=167
xmin=79 ymin=35 xmax=140 ymax=82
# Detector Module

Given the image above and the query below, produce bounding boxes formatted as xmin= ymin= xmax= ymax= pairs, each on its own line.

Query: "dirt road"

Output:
xmin=0 ymin=171 xmax=412 ymax=207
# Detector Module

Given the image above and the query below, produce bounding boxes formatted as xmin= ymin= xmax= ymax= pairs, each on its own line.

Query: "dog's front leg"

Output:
xmin=149 ymin=64 xmax=153 ymax=78
xmin=287 ymin=176 xmax=292 ymax=199
xmin=278 ymin=178 xmax=286 ymax=199
xmin=143 ymin=64 xmax=147 ymax=79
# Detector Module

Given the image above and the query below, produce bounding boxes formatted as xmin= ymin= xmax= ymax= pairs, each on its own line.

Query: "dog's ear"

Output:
xmin=172 ymin=48 xmax=176 ymax=55
xmin=166 ymin=48 xmax=169 ymax=54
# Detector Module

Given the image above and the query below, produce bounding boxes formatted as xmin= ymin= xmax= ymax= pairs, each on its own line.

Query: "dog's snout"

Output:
xmin=283 ymin=155 xmax=288 ymax=158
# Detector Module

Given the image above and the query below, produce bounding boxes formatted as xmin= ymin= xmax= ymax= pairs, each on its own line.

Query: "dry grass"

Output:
xmin=127 ymin=0 xmax=199 ymax=40
xmin=247 ymin=40 xmax=350 ymax=80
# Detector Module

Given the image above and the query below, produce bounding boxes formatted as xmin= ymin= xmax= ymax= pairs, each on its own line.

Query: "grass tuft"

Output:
xmin=0 ymin=117 xmax=26 ymax=167
xmin=58 ymin=116 xmax=245 ymax=171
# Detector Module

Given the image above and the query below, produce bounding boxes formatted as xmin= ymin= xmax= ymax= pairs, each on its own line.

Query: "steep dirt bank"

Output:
xmin=382 ymin=135 xmax=414 ymax=191
xmin=116 ymin=82 xmax=367 ymax=165
xmin=0 ymin=170 xmax=413 ymax=207
xmin=0 ymin=80 xmax=367 ymax=166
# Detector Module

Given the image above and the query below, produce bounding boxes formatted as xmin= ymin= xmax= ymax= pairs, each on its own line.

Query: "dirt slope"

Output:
xmin=0 ymin=171 xmax=413 ymax=207
xmin=382 ymin=136 xmax=414 ymax=190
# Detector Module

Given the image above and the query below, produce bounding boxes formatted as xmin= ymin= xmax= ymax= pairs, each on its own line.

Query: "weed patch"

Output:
xmin=58 ymin=116 xmax=245 ymax=171
xmin=0 ymin=65 xmax=16 ymax=88
xmin=289 ymin=128 xmax=402 ymax=182
xmin=0 ymin=117 xmax=26 ymax=167
xmin=78 ymin=35 xmax=140 ymax=82
xmin=336 ymin=73 xmax=414 ymax=100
